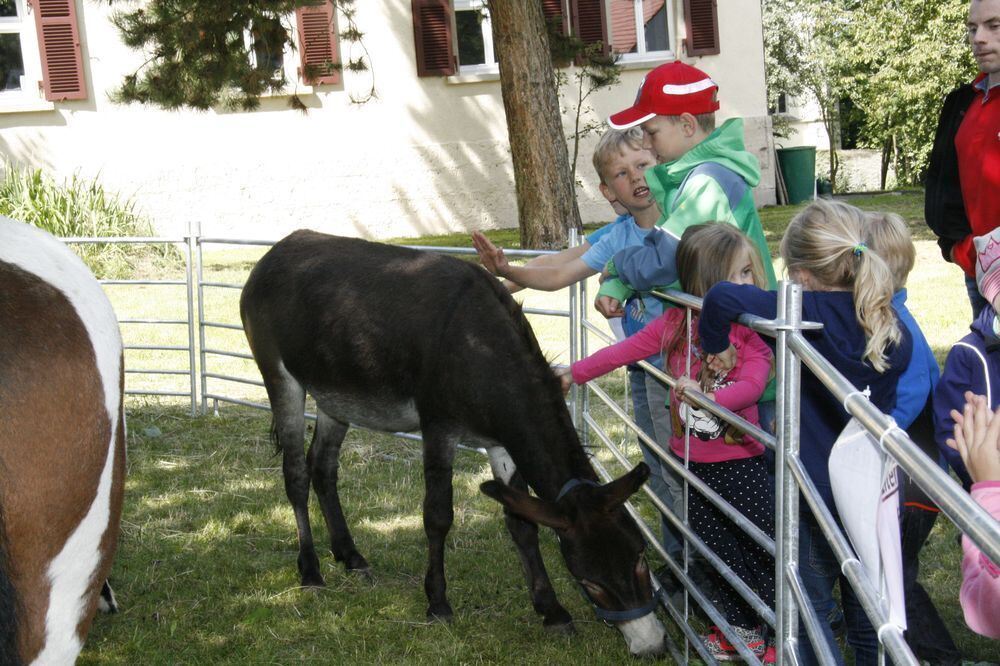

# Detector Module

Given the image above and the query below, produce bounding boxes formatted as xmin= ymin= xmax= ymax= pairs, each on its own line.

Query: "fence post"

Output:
xmin=195 ymin=222 xmax=209 ymax=415
xmin=568 ymin=228 xmax=580 ymax=430
xmin=185 ymin=221 xmax=198 ymax=416
xmin=776 ymin=280 xmax=804 ymax=661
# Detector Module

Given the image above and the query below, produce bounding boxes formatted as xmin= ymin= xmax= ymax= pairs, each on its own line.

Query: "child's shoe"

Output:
xmin=701 ymin=626 xmax=737 ymax=661
xmin=761 ymin=645 xmax=777 ymax=664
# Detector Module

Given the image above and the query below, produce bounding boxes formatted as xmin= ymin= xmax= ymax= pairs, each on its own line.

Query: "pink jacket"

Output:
xmin=961 ymin=480 xmax=1000 ymax=639
xmin=572 ymin=309 xmax=771 ymax=463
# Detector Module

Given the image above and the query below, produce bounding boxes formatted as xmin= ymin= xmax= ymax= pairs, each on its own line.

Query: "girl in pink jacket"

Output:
xmin=947 ymin=390 xmax=1000 ymax=639
xmin=561 ymin=223 xmax=774 ymax=660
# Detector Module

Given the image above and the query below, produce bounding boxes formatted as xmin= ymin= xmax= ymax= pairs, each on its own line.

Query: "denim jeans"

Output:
xmin=797 ymin=518 xmax=878 ymax=666
xmin=966 ymin=274 xmax=989 ymax=320
xmin=628 ymin=367 xmax=683 ymax=559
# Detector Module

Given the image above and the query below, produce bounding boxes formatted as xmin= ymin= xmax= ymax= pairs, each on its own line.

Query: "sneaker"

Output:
xmin=761 ymin=645 xmax=777 ymax=664
xmin=731 ymin=626 xmax=767 ymax=659
xmin=702 ymin=627 xmax=737 ymax=662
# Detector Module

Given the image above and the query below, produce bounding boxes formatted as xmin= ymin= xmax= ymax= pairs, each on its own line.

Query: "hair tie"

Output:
xmin=852 ymin=243 xmax=867 ymax=257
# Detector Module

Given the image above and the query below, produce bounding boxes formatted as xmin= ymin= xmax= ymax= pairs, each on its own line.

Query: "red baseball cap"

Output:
xmin=608 ymin=61 xmax=720 ymax=129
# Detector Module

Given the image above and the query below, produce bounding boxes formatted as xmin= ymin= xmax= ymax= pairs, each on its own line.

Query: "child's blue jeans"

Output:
xmin=796 ymin=517 xmax=878 ymax=666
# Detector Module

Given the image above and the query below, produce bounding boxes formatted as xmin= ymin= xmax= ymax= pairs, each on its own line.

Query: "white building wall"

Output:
xmin=0 ymin=0 xmax=774 ymax=240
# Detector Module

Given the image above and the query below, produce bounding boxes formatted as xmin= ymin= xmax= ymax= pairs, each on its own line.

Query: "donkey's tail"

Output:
xmin=0 ymin=501 xmax=22 ymax=666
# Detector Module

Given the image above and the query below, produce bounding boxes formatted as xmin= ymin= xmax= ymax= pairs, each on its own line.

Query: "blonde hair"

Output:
xmin=664 ymin=223 xmax=766 ymax=384
xmin=779 ymin=200 xmax=901 ymax=372
xmin=592 ymin=127 xmax=646 ymax=184
xmin=864 ymin=212 xmax=914 ymax=293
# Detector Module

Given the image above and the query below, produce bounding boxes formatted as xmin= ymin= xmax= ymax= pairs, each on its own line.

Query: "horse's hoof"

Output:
xmin=426 ymin=604 xmax=454 ymax=623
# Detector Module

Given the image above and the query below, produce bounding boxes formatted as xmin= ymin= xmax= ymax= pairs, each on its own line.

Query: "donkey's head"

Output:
xmin=481 ymin=463 xmax=665 ymax=658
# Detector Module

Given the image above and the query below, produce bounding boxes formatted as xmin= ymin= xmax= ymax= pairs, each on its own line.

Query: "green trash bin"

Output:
xmin=776 ymin=146 xmax=816 ymax=205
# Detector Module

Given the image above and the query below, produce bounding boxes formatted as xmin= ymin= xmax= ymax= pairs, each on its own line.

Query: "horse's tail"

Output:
xmin=0 ymin=500 xmax=22 ymax=665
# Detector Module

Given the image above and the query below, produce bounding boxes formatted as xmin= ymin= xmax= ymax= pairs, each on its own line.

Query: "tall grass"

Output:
xmin=0 ymin=162 xmax=180 ymax=278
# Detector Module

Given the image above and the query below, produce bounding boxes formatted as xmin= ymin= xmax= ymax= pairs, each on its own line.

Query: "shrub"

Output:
xmin=0 ymin=161 xmax=181 ymax=278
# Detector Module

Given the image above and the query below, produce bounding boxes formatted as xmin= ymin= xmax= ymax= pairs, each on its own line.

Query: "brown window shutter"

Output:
xmin=570 ymin=0 xmax=608 ymax=55
xmin=542 ymin=0 xmax=567 ymax=36
xmin=683 ymin=0 xmax=720 ymax=56
xmin=411 ymin=0 xmax=455 ymax=77
xmin=31 ymin=0 xmax=86 ymax=101
xmin=296 ymin=1 xmax=341 ymax=85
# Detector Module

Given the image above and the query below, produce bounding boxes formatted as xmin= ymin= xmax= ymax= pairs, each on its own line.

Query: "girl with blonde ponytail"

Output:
xmin=698 ymin=199 xmax=914 ymax=666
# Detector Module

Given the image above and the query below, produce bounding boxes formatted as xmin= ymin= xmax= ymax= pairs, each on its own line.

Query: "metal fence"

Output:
xmin=66 ymin=231 xmax=1000 ymax=664
xmin=574 ymin=276 xmax=1000 ymax=665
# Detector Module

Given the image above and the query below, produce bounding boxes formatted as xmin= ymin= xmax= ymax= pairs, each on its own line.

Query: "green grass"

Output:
xmin=0 ymin=162 xmax=180 ymax=278
xmin=77 ymin=191 xmax=999 ymax=664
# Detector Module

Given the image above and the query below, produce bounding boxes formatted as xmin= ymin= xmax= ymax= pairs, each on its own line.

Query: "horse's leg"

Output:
xmin=420 ymin=424 xmax=456 ymax=622
xmin=308 ymin=409 xmax=370 ymax=574
xmin=267 ymin=375 xmax=323 ymax=587
xmin=487 ymin=448 xmax=574 ymax=631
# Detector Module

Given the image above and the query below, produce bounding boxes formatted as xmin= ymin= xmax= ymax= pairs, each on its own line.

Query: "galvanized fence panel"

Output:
xmin=62 ymin=230 xmax=198 ymax=415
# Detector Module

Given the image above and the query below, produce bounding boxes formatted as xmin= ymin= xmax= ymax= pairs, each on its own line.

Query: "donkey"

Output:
xmin=0 ymin=216 xmax=126 ymax=665
xmin=240 ymin=230 xmax=666 ymax=657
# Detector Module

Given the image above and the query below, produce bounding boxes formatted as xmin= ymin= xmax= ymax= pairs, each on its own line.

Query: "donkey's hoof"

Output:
xmin=543 ymin=617 xmax=575 ymax=635
xmin=340 ymin=552 xmax=370 ymax=572
xmin=349 ymin=566 xmax=374 ymax=584
xmin=426 ymin=603 xmax=454 ymax=623
xmin=299 ymin=570 xmax=326 ymax=588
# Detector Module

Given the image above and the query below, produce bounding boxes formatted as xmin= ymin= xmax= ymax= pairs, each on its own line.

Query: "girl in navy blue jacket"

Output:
xmin=698 ymin=200 xmax=912 ymax=666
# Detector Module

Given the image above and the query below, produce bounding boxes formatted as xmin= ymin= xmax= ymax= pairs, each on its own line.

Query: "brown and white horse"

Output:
xmin=0 ymin=216 xmax=126 ymax=665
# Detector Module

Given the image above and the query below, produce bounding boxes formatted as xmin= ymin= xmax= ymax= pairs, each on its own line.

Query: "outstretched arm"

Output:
xmin=472 ymin=231 xmax=595 ymax=291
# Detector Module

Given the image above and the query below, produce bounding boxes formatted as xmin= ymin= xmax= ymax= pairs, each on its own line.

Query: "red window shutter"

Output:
xmin=542 ymin=0 xmax=567 ymax=36
xmin=31 ymin=0 xmax=86 ymax=101
xmin=683 ymin=0 xmax=720 ymax=56
xmin=296 ymin=1 xmax=341 ymax=85
xmin=411 ymin=0 xmax=454 ymax=77
xmin=570 ymin=0 xmax=608 ymax=55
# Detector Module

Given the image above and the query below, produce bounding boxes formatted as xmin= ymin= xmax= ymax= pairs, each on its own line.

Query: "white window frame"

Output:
xmin=0 ymin=0 xmax=53 ymax=113
xmin=454 ymin=0 xmax=497 ymax=75
xmin=609 ymin=0 xmax=676 ymax=65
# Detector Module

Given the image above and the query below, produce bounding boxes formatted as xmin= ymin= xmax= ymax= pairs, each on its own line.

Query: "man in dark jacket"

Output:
xmin=925 ymin=0 xmax=1000 ymax=317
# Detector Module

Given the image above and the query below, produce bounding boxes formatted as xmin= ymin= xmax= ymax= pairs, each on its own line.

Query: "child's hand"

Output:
xmin=704 ymin=344 xmax=737 ymax=374
xmin=471 ymin=231 xmax=510 ymax=278
xmin=595 ymin=295 xmax=624 ymax=318
xmin=673 ymin=376 xmax=700 ymax=403
xmin=948 ymin=390 xmax=1000 ymax=484
xmin=554 ymin=366 xmax=574 ymax=396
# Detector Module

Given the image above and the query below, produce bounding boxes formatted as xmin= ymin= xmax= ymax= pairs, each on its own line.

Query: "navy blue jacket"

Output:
xmin=700 ymin=283 xmax=913 ymax=512
xmin=933 ymin=306 xmax=998 ymax=489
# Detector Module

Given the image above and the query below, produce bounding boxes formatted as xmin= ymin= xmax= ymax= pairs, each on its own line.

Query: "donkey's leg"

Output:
xmin=420 ymin=425 xmax=457 ymax=622
xmin=487 ymin=448 xmax=574 ymax=631
xmin=308 ymin=409 xmax=370 ymax=574
xmin=268 ymin=377 xmax=324 ymax=587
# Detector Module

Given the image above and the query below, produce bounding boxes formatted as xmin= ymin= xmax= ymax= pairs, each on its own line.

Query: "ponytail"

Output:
xmin=852 ymin=244 xmax=901 ymax=372
xmin=780 ymin=200 xmax=901 ymax=372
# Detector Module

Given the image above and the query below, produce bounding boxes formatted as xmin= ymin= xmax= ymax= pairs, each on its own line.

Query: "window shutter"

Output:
xmin=542 ymin=0 xmax=567 ymax=36
xmin=31 ymin=0 xmax=86 ymax=101
xmin=411 ymin=0 xmax=455 ymax=77
xmin=296 ymin=1 xmax=341 ymax=85
xmin=570 ymin=0 xmax=608 ymax=55
xmin=683 ymin=0 xmax=720 ymax=56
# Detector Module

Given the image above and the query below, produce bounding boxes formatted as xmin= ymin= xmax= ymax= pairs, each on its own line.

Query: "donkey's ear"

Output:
xmin=598 ymin=462 xmax=650 ymax=510
xmin=480 ymin=480 xmax=571 ymax=531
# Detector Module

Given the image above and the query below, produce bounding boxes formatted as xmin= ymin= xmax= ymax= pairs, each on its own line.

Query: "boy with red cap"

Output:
xmin=597 ymin=60 xmax=776 ymax=320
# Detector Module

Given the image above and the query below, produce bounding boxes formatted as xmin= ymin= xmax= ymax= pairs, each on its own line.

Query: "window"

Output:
xmin=243 ymin=3 xmax=341 ymax=92
xmin=454 ymin=0 xmax=496 ymax=73
xmin=608 ymin=0 xmax=674 ymax=62
xmin=0 ymin=0 xmax=47 ymax=107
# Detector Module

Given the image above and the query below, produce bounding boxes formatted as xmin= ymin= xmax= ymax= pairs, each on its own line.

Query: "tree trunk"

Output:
xmin=490 ymin=0 xmax=581 ymax=249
